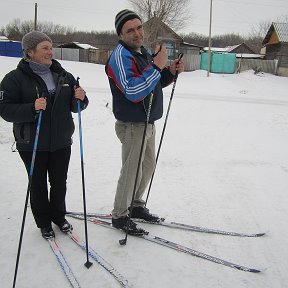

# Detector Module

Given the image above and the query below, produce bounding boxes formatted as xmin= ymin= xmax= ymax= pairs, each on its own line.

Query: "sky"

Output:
xmin=0 ymin=0 xmax=288 ymax=36
xmin=1 ymin=56 xmax=288 ymax=287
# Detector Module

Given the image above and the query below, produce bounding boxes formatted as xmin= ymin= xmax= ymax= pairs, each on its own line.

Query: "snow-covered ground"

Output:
xmin=0 ymin=55 xmax=288 ymax=288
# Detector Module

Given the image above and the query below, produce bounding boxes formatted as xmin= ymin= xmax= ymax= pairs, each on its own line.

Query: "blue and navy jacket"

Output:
xmin=105 ymin=40 xmax=174 ymax=123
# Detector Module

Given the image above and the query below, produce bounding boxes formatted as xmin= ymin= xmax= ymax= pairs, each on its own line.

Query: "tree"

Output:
xmin=249 ymin=20 xmax=271 ymax=39
xmin=5 ymin=19 xmax=23 ymax=40
xmin=249 ymin=15 xmax=288 ymax=39
xmin=2 ymin=18 xmax=75 ymax=42
xmin=129 ymin=0 xmax=192 ymax=32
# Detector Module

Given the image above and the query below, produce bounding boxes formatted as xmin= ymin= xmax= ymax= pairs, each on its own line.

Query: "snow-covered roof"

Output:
xmin=235 ymin=53 xmax=264 ymax=59
xmin=225 ymin=44 xmax=241 ymax=52
xmin=182 ymin=41 xmax=202 ymax=48
xmin=203 ymin=47 xmax=229 ymax=52
xmin=0 ymin=36 xmax=9 ymax=41
xmin=57 ymin=42 xmax=99 ymax=50
xmin=73 ymin=42 xmax=98 ymax=50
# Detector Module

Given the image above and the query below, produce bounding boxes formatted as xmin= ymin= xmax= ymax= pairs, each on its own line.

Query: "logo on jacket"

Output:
xmin=0 ymin=91 xmax=4 ymax=101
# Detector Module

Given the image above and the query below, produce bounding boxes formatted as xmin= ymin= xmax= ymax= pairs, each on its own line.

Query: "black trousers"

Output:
xmin=19 ymin=147 xmax=71 ymax=228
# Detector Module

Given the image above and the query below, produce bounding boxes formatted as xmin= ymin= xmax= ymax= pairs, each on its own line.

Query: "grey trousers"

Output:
xmin=112 ymin=120 xmax=156 ymax=219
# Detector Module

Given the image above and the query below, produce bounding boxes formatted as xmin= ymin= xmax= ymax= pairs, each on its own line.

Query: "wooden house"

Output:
xmin=262 ymin=22 xmax=288 ymax=76
xmin=143 ymin=17 xmax=201 ymax=71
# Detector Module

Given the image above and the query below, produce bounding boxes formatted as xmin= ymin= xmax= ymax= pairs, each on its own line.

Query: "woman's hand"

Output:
xmin=34 ymin=97 xmax=47 ymax=111
xmin=74 ymin=86 xmax=86 ymax=101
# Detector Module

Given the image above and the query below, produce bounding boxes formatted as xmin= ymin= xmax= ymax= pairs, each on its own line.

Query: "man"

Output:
xmin=0 ymin=31 xmax=88 ymax=239
xmin=105 ymin=9 xmax=184 ymax=235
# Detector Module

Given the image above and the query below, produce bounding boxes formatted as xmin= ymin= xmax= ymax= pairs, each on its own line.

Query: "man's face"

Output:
xmin=120 ymin=18 xmax=144 ymax=52
xmin=27 ymin=41 xmax=53 ymax=65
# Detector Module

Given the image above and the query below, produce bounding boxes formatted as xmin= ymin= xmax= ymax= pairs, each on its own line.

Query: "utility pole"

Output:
xmin=34 ymin=3 xmax=38 ymax=30
xmin=207 ymin=0 xmax=213 ymax=77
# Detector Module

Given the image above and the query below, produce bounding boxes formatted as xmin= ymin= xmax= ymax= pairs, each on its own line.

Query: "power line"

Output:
xmin=217 ymin=0 xmax=288 ymax=8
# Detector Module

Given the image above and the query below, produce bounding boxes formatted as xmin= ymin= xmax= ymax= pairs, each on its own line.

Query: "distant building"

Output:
xmin=0 ymin=36 xmax=22 ymax=58
xmin=0 ymin=36 xmax=9 ymax=41
xmin=203 ymin=43 xmax=263 ymax=59
xmin=54 ymin=42 xmax=100 ymax=63
xmin=262 ymin=22 xmax=288 ymax=76
xmin=57 ymin=42 xmax=99 ymax=50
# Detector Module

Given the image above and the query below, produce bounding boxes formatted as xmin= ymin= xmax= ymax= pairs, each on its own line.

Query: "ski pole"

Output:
xmin=119 ymin=92 xmax=154 ymax=246
xmin=145 ymin=53 xmax=184 ymax=206
xmin=76 ymin=77 xmax=93 ymax=269
xmin=13 ymin=87 xmax=43 ymax=288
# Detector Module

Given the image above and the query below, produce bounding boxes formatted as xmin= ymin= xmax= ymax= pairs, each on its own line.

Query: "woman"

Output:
xmin=0 ymin=31 xmax=89 ymax=239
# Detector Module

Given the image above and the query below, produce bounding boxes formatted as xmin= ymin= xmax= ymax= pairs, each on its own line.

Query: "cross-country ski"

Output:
xmin=67 ymin=211 xmax=265 ymax=237
xmin=66 ymin=230 xmax=133 ymax=288
xmin=48 ymin=237 xmax=81 ymax=288
xmin=68 ymin=214 xmax=262 ymax=273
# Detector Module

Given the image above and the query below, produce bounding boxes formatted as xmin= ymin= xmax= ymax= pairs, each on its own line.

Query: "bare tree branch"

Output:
xmin=129 ymin=0 xmax=192 ymax=31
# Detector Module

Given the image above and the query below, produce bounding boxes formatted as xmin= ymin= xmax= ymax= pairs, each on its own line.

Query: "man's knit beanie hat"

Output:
xmin=22 ymin=31 xmax=52 ymax=55
xmin=115 ymin=9 xmax=141 ymax=35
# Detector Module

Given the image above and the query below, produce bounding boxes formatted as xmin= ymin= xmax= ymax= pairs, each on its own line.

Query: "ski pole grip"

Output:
xmin=177 ymin=53 xmax=183 ymax=63
xmin=76 ymin=77 xmax=80 ymax=88
xmin=174 ymin=53 xmax=183 ymax=80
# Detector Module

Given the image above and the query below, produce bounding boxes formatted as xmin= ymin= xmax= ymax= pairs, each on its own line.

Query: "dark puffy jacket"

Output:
xmin=0 ymin=59 xmax=88 ymax=151
xmin=105 ymin=40 xmax=174 ymax=123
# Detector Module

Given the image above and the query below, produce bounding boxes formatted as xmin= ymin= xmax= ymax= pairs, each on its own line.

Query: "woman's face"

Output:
xmin=27 ymin=41 xmax=53 ymax=65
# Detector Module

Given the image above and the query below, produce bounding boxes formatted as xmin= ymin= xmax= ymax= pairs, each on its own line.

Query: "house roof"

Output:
xmin=203 ymin=47 xmax=228 ymax=52
xmin=143 ymin=17 xmax=183 ymax=43
xmin=262 ymin=22 xmax=288 ymax=45
xmin=181 ymin=42 xmax=202 ymax=49
xmin=0 ymin=36 xmax=9 ymax=41
xmin=0 ymin=36 xmax=21 ymax=44
xmin=57 ymin=42 xmax=98 ymax=49
xmin=235 ymin=53 xmax=264 ymax=59
xmin=203 ymin=43 xmax=255 ymax=54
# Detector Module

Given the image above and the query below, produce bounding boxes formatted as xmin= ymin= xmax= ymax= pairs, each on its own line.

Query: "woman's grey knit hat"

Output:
xmin=22 ymin=31 xmax=52 ymax=55
xmin=115 ymin=9 xmax=141 ymax=35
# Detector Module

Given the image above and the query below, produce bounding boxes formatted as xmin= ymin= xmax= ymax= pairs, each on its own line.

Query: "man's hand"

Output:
xmin=169 ymin=56 xmax=185 ymax=75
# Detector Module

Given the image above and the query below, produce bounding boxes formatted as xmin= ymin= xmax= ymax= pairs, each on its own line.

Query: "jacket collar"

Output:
xmin=118 ymin=40 xmax=148 ymax=57
xmin=18 ymin=58 xmax=64 ymax=74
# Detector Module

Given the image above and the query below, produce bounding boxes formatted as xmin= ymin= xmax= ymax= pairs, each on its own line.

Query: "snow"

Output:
xmin=72 ymin=42 xmax=99 ymax=50
xmin=1 ymin=55 xmax=288 ymax=288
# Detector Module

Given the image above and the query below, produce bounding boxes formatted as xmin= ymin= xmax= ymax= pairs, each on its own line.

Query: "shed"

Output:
xmin=203 ymin=43 xmax=261 ymax=58
xmin=262 ymin=22 xmax=288 ymax=76
xmin=0 ymin=36 xmax=22 ymax=58
xmin=54 ymin=42 xmax=99 ymax=63
xmin=225 ymin=43 xmax=256 ymax=54
xmin=57 ymin=42 xmax=98 ymax=50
